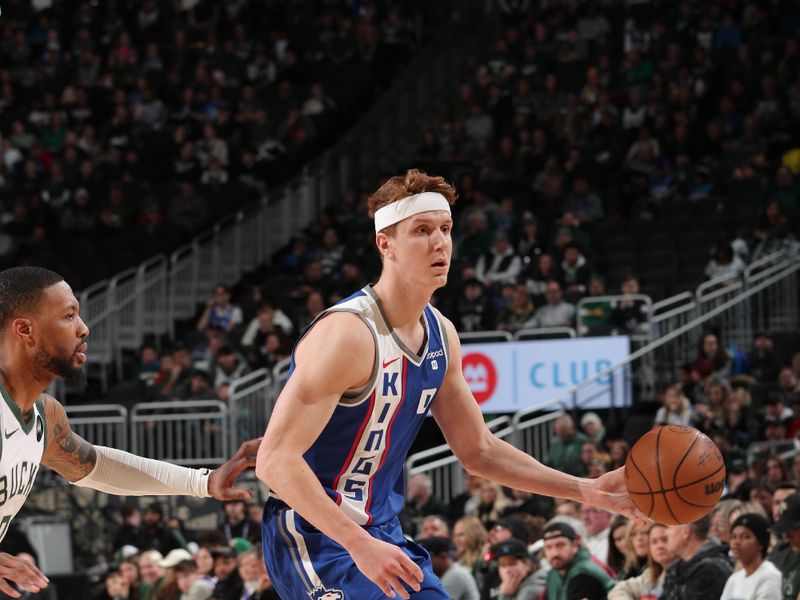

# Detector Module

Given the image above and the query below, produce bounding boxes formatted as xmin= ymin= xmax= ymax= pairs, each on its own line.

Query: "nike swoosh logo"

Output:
xmin=4 ymin=428 xmax=18 ymax=439
xmin=382 ymin=357 xmax=401 ymax=369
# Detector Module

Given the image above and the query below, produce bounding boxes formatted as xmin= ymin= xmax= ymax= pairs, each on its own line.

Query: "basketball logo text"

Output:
xmin=704 ymin=479 xmax=724 ymax=495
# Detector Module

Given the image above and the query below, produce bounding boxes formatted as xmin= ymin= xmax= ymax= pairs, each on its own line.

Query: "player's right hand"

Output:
xmin=0 ymin=552 xmax=49 ymax=598
xmin=350 ymin=537 xmax=423 ymax=599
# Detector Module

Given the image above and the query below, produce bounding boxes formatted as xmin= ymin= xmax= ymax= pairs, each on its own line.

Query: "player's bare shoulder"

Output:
xmin=40 ymin=393 xmax=97 ymax=481
xmin=292 ymin=311 xmax=375 ymax=394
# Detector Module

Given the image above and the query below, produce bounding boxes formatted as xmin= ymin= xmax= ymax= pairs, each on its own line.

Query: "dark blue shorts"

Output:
xmin=262 ymin=498 xmax=448 ymax=599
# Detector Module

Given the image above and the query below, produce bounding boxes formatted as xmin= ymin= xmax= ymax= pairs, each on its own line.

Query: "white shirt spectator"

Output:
xmin=584 ymin=527 xmax=610 ymax=564
xmin=720 ymin=560 xmax=781 ymax=600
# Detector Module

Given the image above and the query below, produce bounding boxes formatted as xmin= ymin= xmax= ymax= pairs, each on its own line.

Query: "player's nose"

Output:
xmin=77 ymin=316 xmax=90 ymax=339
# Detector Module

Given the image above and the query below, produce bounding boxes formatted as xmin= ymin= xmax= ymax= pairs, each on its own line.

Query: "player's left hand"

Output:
xmin=585 ymin=466 xmax=648 ymax=527
xmin=208 ymin=437 xmax=262 ymax=500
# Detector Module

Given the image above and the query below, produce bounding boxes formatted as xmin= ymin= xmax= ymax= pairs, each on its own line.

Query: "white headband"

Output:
xmin=374 ymin=192 xmax=451 ymax=233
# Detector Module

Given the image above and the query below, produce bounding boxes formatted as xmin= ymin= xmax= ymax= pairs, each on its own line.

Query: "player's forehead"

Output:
xmin=42 ymin=280 xmax=79 ymax=310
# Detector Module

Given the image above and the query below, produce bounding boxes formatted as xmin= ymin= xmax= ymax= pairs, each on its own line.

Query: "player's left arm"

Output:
xmin=432 ymin=317 xmax=642 ymax=521
xmin=40 ymin=395 xmax=259 ymax=500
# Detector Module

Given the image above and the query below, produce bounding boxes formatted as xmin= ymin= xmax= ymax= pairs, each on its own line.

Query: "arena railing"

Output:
xmin=228 ymin=368 xmax=274 ymax=453
xmin=405 ymin=416 xmax=515 ymax=504
xmin=130 ymin=400 xmax=229 ymax=466
xmin=65 ymin=404 xmax=128 ymax=451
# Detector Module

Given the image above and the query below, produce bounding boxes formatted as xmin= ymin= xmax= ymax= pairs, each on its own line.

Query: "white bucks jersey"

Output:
xmin=0 ymin=384 xmax=46 ymax=543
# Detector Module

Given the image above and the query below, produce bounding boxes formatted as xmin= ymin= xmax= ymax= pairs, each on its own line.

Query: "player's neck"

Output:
xmin=0 ymin=360 xmax=46 ymax=414
xmin=371 ymin=278 xmax=431 ymax=329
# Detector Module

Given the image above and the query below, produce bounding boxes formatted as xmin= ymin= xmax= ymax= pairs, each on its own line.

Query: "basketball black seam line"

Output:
xmin=671 ymin=487 xmax=721 ymax=509
xmin=656 ymin=427 xmax=680 ymax=525
xmin=627 ymin=450 xmax=655 ymax=517
xmin=627 ymin=463 xmax=726 ymax=495
xmin=671 ymin=431 xmax=702 ymax=493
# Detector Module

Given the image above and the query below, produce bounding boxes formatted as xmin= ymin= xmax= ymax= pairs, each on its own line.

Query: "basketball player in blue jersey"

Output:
xmin=0 ymin=267 xmax=260 ymax=598
xmin=256 ymin=169 xmax=643 ymax=600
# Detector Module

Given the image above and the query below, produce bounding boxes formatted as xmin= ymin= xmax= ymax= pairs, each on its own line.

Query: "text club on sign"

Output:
xmin=462 ymin=352 xmax=497 ymax=404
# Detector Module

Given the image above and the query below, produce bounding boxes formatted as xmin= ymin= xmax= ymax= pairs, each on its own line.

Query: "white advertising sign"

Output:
xmin=460 ymin=336 xmax=631 ymax=413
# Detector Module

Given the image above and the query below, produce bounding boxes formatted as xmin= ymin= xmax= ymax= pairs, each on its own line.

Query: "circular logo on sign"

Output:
xmin=462 ymin=352 xmax=497 ymax=404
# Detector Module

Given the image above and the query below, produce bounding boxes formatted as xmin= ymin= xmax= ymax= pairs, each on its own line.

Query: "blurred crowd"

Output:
xmin=0 ymin=0 xmax=423 ymax=290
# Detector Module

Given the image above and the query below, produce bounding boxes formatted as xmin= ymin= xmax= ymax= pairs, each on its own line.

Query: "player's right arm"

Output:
xmin=255 ymin=312 xmax=423 ymax=599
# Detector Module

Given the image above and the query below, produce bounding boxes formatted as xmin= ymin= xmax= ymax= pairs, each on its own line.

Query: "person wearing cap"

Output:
xmin=662 ymin=513 xmax=733 ymax=599
xmin=211 ymin=546 xmax=244 ymax=600
xmin=475 ymin=230 xmax=522 ymax=287
xmin=159 ymin=548 xmax=193 ymax=570
xmin=720 ymin=513 xmax=781 ymax=599
xmin=256 ymin=170 xmax=644 ymax=600
xmin=542 ymin=522 xmax=614 ymax=600
xmin=418 ymin=537 xmax=480 ymax=600
xmin=138 ymin=550 xmax=167 ymax=600
xmin=478 ymin=517 xmax=532 ymax=598
xmin=579 ymin=412 xmax=605 ymax=446
xmin=770 ymin=491 xmax=800 ymax=599
xmin=490 ymin=539 xmax=544 ymax=600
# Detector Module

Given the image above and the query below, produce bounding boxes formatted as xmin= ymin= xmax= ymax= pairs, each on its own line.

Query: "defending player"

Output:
xmin=0 ymin=267 xmax=260 ymax=598
xmin=256 ymin=169 xmax=642 ymax=599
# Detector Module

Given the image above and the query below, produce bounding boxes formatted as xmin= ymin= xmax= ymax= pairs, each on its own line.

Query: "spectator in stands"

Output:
xmin=317 ymin=227 xmax=344 ymax=276
xmin=472 ymin=481 xmax=511 ymax=529
xmin=546 ymin=414 xmax=588 ymax=476
xmin=748 ymin=332 xmax=782 ymax=383
xmin=563 ymin=177 xmax=604 ymax=224
xmin=104 ymin=569 xmax=130 ymax=600
xmin=210 ymin=546 xmax=243 ymax=600
xmin=579 ymin=441 xmax=607 ymax=478
xmin=580 ymin=504 xmax=612 ymax=563
xmin=691 ymin=332 xmax=732 ymax=382
xmin=515 ymin=212 xmax=546 ymax=264
xmin=608 ymin=524 xmax=673 ymax=599
xmin=524 ymin=280 xmax=575 ymax=328
xmin=721 ymin=513 xmax=781 ymax=599
xmin=197 ymin=284 xmax=243 ymax=335
xmin=140 ymin=503 xmax=187 ymax=556
xmin=500 ymin=489 xmax=542 ymax=519
xmin=610 ymin=273 xmax=647 ymax=335
xmin=150 ymin=346 xmax=194 ymax=400
xmin=476 ymin=231 xmax=522 ymax=288
xmin=139 ymin=550 xmax=167 ymax=600
xmin=705 ymin=241 xmax=747 ymax=280
xmin=418 ymin=537 xmax=480 ymax=600
xmin=606 ymin=516 xmax=629 ymax=577
xmin=452 ymin=516 xmax=488 ymax=576
xmin=618 ymin=519 xmax=650 ymax=580
xmin=773 ymin=483 xmax=798 ymax=522
xmin=418 ymin=515 xmax=450 ymax=541
xmin=560 ymin=243 xmax=591 ymax=301
xmin=453 ymin=278 xmax=494 ymax=332
xmin=174 ymin=559 xmax=214 ymax=600
xmin=402 ymin=473 xmax=447 ymax=538
xmin=193 ymin=546 xmax=215 ymax=582
xmin=542 ymin=522 xmax=615 ymax=600
xmin=580 ymin=412 xmax=606 ymax=446
xmin=766 ymin=456 xmax=791 ymax=487
xmin=458 ymin=210 xmax=494 ymax=263
xmin=489 ymin=538 xmax=544 ymax=600
xmin=523 ymin=253 xmax=561 ymax=305
xmin=662 ymin=514 xmax=733 ymax=599
xmin=779 ymin=366 xmax=800 ymax=397
xmin=213 ymin=345 xmax=249 ymax=396
xmin=294 ymin=289 xmax=325 ymax=331
xmin=178 ymin=369 xmax=215 ymax=402
xmin=580 ymin=276 xmax=613 ymax=332
xmin=113 ymin=505 xmax=143 ymax=553
xmin=220 ymin=500 xmax=260 ymax=545
xmin=496 ymin=284 xmax=535 ymax=333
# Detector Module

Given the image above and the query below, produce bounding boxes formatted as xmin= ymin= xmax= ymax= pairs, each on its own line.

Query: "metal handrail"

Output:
xmin=514 ymin=327 xmax=576 ymax=340
xmin=544 ymin=256 xmax=800 ymax=411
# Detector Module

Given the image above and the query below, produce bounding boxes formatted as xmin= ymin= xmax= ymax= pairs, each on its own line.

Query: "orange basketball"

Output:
xmin=625 ymin=425 xmax=726 ymax=525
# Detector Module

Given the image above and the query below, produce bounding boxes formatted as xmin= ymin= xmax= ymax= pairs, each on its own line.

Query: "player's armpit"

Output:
xmin=40 ymin=395 xmax=97 ymax=482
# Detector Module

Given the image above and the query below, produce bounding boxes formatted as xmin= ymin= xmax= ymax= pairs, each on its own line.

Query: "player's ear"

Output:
xmin=12 ymin=318 xmax=35 ymax=345
xmin=375 ymin=231 xmax=393 ymax=260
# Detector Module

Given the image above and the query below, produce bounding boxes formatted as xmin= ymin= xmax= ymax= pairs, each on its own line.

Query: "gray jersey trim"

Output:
xmin=362 ymin=285 xmax=429 ymax=366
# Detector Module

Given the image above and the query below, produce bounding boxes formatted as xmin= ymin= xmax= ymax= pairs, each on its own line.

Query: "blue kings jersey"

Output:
xmin=286 ymin=285 xmax=449 ymax=527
